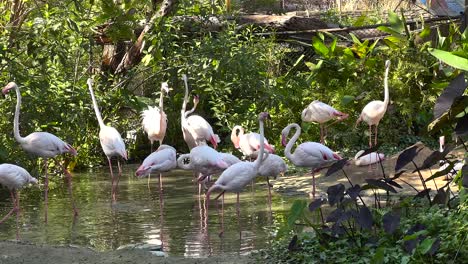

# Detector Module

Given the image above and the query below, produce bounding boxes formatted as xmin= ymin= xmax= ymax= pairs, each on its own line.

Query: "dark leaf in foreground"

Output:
xmin=382 ymin=212 xmax=400 ymax=234
xmin=395 ymin=145 xmax=423 ymax=172
xmin=327 ymin=183 xmax=345 ymax=206
xmin=463 ymin=164 xmax=468 ymax=188
xmin=416 ymin=144 xmax=455 ymax=171
xmin=385 ymin=179 xmax=403 ymax=189
xmin=433 ymin=73 xmax=466 ymax=119
xmin=392 ymin=170 xmax=407 ymax=179
xmin=428 ymin=237 xmax=441 ymax=256
xmin=365 ymin=179 xmax=397 ymax=193
xmin=355 ymin=143 xmax=381 ymax=159
xmin=346 ymin=184 xmax=361 ymax=200
xmin=455 ymin=114 xmax=468 ymax=137
xmin=331 ymin=222 xmax=345 ymax=236
xmin=288 ymin=235 xmax=299 ymax=252
xmin=357 ymin=206 xmax=373 ymax=230
xmin=308 ymin=198 xmax=326 ymax=212
xmin=432 ymin=189 xmax=448 ymax=205
xmin=325 ymin=158 xmax=349 ymax=177
xmin=326 ymin=208 xmax=344 ymax=223
xmin=414 ymin=189 xmax=432 ymax=200
xmin=403 ymin=223 xmax=427 ymax=253
xmin=425 ymin=163 xmax=454 ymax=182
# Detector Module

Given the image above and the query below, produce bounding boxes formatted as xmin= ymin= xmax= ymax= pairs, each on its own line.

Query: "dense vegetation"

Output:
xmin=0 ymin=0 xmax=465 ymax=173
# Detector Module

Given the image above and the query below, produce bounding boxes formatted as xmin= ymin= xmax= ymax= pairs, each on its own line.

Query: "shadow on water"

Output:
xmin=0 ymin=164 xmax=291 ymax=257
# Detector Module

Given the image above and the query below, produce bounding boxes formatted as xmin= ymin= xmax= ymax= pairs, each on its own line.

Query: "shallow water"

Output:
xmin=0 ymin=164 xmax=291 ymax=257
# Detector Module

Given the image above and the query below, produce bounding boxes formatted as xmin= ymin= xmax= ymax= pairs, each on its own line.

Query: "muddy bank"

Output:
xmin=0 ymin=241 xmax=252 ymax=264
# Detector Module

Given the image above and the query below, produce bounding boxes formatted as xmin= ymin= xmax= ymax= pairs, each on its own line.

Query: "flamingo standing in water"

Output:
xmin=135 ymin=145 xmax=177 ymax=188
xmin=356 ymin=60 xmax=391 ymax=147
xmin=281 ymin=123 xmax=342 ymax=198
xmin=301 ymin=100 xmax=348 ymax=144
xmin=87 ymin=78 xmax=127 ymax=201
xmin=230 ymin=125 xmax=275 ymax=159
xmin=2 ymin=82 xmax=78 ymax=222
xmin=258 ymin=154 xmax=288 ymax=210
xmin=0 ymin=164 xmax=37 ymax=229
xmin=141 ymin=82 xmax=169 ymax=187
xmin=181 ymin=74 xmax=220 ymax=150
xmin=206 ymin=112 xmax=270 ymax=222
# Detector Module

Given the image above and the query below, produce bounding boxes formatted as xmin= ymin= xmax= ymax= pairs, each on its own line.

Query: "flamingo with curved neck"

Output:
xmin=2 ymin=82 xmax=78 ymax=222
xmin=230 ymin=125 xmax=275 ymax=159
xmin=282 ymin=123 xmax=341 ymax=198
xmin=87 ymin=78 xmax=127 ymax=201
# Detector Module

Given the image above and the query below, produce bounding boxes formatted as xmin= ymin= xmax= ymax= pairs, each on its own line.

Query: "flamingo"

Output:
xmin=281 ymin=123 xmax=342 ymax=198
xmin=356 ymin=60 xmax=391 ymax=147
xmin=230 ymin=125 xmax=275 ymax=159
xmin=0 ymin=164 xmax=37 ymax=231
xmin=135 ymin=145 xmax=177 ymax=189
xmin=181 ymin=74 xmax=220 ymax=150
xmin=141 ymin=82 xmax=169 ymax=152
xmin=301 ymin=100 xmax=349 ymax=144
xmin=2 ymin=82 xmax=78 ymax=222
xmin=258 ymin=154 xmax=288 ymax=210
xmin=354 ymin=150 xmax=385 ymax=166
xmin=206 ymin=112 xmax=269 ymax=222
xmin=87 ymin=78 xmax=127 ymax=201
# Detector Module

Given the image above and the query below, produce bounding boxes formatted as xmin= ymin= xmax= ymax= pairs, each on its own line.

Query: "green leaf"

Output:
xmin=349 ymin=33 xmax=362 ymax=45
xmin=312 ymin=37 xmax=329 ymax=57
xmin=341 ymin=95 xmax=355 ymax=105
xmin=371 ymin=247 xmax=385 ymax=264
xmin=428 ymin=48 xmax=468 ymax=71
xmin=403 ymin=230 xmax=428 ymax=241
xmin=388 ymin=11 xmax=404 ymax=33
xmin=287 ymin=200 xmax=306 ymax=228
xmin=419 ymin=238 xmax=435 ymax=254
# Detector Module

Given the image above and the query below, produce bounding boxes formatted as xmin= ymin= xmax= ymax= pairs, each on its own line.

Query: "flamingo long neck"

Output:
xmin=383 ymin=64 xmax=390 ymax=107
xmin=12 ymin=86 xmax=26 ymax=144
xmin=254 ymin=119 xmax=265 ymax=172
xmin=184 ymin=100 xmax=197 ymax=118
xmin=87 ymin=82 xmax=105 ymax=128
xmin=181 ymin=75 xmax=189 ymax=119
xmin=159 ymin=87 xmax=164 ymax=110
xmin=284 ymin=123 xmax=301 ymax=162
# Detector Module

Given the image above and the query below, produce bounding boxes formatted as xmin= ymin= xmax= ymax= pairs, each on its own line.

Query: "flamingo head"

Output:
xmin=385 ymin=60 xmax=391 ymax=69
xmin=2 ymin=82 xmax=17 ymax=95
xmin=258 ymin=112 xmax=270 ymax=121
xmin=86 ymin=78 xmax=94 ymax=87
xmin=193 ymin=95 xmax=199 ymax=105
xmin=135 ymin=163 xmax=153 ymax=178
xmin=65 ymin=144 xmax=78 ymax=156
xmin=161 ymin=82 xmax=169 ymax=94
xmin=28 ymin=176 xmax=38 ymax=185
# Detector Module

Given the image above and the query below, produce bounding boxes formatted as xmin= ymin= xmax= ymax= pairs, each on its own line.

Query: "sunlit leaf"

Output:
xmin=425 ymin=164 xmax=454 ymax=182
xmin=429 ymin=48 xmax=468 ymax=71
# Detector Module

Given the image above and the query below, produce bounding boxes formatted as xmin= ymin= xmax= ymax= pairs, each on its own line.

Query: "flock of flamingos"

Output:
xmin=0 ymin=60 xmax=391 ymax=234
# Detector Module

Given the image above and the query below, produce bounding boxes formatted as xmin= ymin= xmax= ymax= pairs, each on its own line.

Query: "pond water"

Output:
xmin=0 ymin=164 xmax=292 ymax=257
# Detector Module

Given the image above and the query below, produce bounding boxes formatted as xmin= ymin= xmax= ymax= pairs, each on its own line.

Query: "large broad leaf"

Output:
xmin=425 ymin=163 xmax=454 ymax=182
xmin=433 ymin=73 xmax=467 ymax=119
xmin=288 ymin=235 xmax=299 ymax=252
xmin=357 ymin=207 xmax=373 ymax=230
xmin=370 ymin=247 xmax=385 ymax=264
xmin=325 ymin=158 xmax=349 ymax=177
xmin=287 ymin=200 xmax=306 ymax=228
xmin=327 ymin=184 xmax=345 ymax=206
xmin=392 ymin=170 xmax=407 ymax=180
xmin=419 ymin=238 xmax=436 ymax=255
xmin=382 ymin=212 xmax=400 ymax=234
xmin=428 ymin=96 xmax=468 ymax=134
xmin=365 ymin=179 xmax=397 ymax=193
xmin=385 ymin=179 xmax=403 ymax=189
xmin=346 ymin=184 xmax=361 ymax=200
xmin=428 ymin=48 xmax=468 ymax=71
xmin=403 ymin=224 xmax=427 ymax=253
xmin=414 ymin=189 xmax=432 ymax=199
xmin=387 ymin=11 xmax=405 ymax=33
xmin=414 ymin=144 xmax=455 ymax=172
xmin=455 ymin=114 xmax=468 ymax=137
xmin=326 ymin=208 xmax=344 ymax=223
xmin=312 ymin=37 xmax=329 ymax=57
xmin=432 ymin=189 xmax=448 ymax=205
xmin=395 ymin=145 xmax=423 ymax=172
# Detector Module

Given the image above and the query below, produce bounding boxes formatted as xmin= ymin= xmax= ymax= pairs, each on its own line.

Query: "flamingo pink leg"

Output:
xmin=374 ymin=125 xmax=379 ymax=147
xmin=107 ymin=157 xmax=115 ymax=201
xmin=0 ymin=191 xmax=18 ymax=225
xmin=220 ymin=192 xmax=225 ymax=236
xmin=44 ymin=158 xmax=49 ymax=223
xmin=368 ymin=125 xmax=372 ymax=148
xmin=159 ymin=173 xmax=163 ymax=191
xmin=266 ymin=177 xmax=272 ymax=212
xmin=319 ymin=124 xmax=324 ymax=144
xmin=55 ymin=159 xmax=79 ymax=216
xmin=236 ymin=192 xmax=240 ymax=219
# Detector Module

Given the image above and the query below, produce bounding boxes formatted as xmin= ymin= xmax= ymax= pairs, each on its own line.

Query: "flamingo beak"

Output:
xmin=135 ymin=165 xmax=149 ymax=177
xmin=281 ymin=135 xmax=287 ymax=147
xmin=280 ymin=172 xmax=285 ymax=178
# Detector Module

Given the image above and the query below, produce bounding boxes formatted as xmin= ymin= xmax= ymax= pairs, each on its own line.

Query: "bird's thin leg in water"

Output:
xmin=115 ymin=159 xmax=122 ymax=196
xmin=374 ymin=125 xmax=378 ymax=148
xmin=320 ymin=124 xmax=324 ymax=144
xmin=0 ymin=191 xmax=17 ymax=224
xmin=14 ymin=191 xmax=19 ymax=240
xmin=266 ymin=177 xmax=272 ymax=212
xmin=159 ymin=173 xmax=163 ymax=191
xmin=236 ymin=192 xmax=240 ymax=219
xmin=107 ymin=157 xmax=115 ymax=202
xmin=158 ymin=190 xmax=165 ymax=251
xmin=311 ymin=169 xmax=316 ymax=199
xmin=55 ymin=158 xmax=79 ymax=216
xmin=44 ymin=158 xmax=49 ymax=223
xmin=368 ymin=125 xmax=372 ymax=148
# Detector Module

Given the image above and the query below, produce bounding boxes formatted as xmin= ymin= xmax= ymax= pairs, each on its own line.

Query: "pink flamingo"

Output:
xmin=356 ymin=60 xmax=391 ymax=147
xmin=3 ymin=82 xmax=78 ymax=222
xmin=0 ymin=164 xmax=37 ymax=231
xmin=230 ymin=125 xmax=275 ymax=159
xmin=206 ymin=112 xmax=269 ymax=223
xmin=87 ymin=78 xmax=127 ymax=201
xmin=135 ymin=145 xmax=177 ymax=189
xmin=354 ymin=150 xmax=385 ymax=166
xmin=258 ymin=154 xmax=288 ymax=210
xmin=301 ymin=100 xmax=348 ymax=144
xmin=141 ymin=82 xmax=169 ymax=187
xmin=282 ymin=123 xmax=342 ymax=198
xmin=181 ymin=74 xmax=220 ymax=149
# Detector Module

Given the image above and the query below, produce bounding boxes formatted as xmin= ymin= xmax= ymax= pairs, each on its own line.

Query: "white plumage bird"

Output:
xmin=141 ymin=82 xmax=169 ymax=152
xmin=231 ymin=125 xmax=275 ymax=159
xmin=135 ymin=145 xmax=177 ymax=188
xmin=354 ymin=150 xmax=385 ymax=166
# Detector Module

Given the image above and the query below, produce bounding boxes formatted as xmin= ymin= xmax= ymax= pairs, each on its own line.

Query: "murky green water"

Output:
xmin=0 ymin=164 xmax=291 ymax=257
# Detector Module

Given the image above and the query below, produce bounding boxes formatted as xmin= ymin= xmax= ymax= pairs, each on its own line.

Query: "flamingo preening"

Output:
xmin=282 ymin=123 xmax=342 ymax=198
xmin=0 ymin=164 xmax=37 ymax=236
xmin=354 ymin=150 xmax=385 ymax=166
xmin=301 ymin=100 xmax=349 ymax=144
xmin=141 ymin=82 xmax=169 ymax=152
xmin=135 ymin=145 xmax=177 ymax=190
xmin=2 ymin=82 xmax=78 ymax=222
xmin=356 ymin=60 xmax=391 ymax=147
xmin=181 ymin=74 xmax=220 ymax=150
xmin=206 ymin=112 xmax=270 ymax=223
xmin=87 ymin=78 xmax=127 ymax=201
xmin=230 ymin=125 xmax=275 ymax=159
